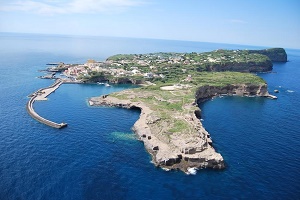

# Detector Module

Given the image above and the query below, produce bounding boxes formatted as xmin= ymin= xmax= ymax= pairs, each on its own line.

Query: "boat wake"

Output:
xmin=287 ymin=90 xmax=295 ymax=93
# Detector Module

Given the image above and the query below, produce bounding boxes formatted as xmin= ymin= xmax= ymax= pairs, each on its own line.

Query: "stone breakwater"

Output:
xmin=27 ymin=79 xmax=67 ymax=129
xmin=89 ymin=84 xmax=271 ymax=173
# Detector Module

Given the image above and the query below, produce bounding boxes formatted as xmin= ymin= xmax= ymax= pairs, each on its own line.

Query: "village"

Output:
xmin=45 ymin=49 xmax=275 ymax=85
xmin=48 ymin=52 xmax=200 ymax=83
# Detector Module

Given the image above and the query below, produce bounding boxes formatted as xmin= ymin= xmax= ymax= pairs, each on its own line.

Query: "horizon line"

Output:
xmin=1 ymin=31 xmax=297 ymax=50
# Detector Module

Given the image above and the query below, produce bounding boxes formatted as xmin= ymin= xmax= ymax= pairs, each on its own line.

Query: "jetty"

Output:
xmin=26 ymin=79 xmax=67 ymax=129
xmin=39 ymin=72 xmax=56 ymax=79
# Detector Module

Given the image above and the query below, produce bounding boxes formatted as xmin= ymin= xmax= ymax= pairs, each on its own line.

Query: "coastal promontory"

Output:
xmin=37 ymin=48 xmax=286 ymax=173
xmin=247 ymin=48 xmax=287 ymax=62
xmin=89 ymin=72 xmax=270 ymax=173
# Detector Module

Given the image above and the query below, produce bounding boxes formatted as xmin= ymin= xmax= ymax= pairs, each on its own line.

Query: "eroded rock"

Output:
xmin=89 ymin=83 xmax=269 ymax=173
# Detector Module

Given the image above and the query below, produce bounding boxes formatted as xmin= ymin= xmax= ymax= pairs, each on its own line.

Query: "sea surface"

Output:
xmin=0 ymin=32 xmax=299 ymax=199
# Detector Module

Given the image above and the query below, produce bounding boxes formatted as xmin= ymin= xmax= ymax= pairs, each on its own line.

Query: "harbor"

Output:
xmin=26 ymin=79 xmax=67 ymax=129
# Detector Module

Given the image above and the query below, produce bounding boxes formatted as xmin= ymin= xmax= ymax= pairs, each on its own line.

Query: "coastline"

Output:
xmin=89 ymin=83 xmax=271 ymax=173
xmin=27 ymin=47 xmax=284 ymax=172
xmin=26 ymin=76 xmax=274 ymax=173
xmin=89 ymin=93 xmax=224 ymax=173
xmin=26 ymin=74 xmax=276 ymax=173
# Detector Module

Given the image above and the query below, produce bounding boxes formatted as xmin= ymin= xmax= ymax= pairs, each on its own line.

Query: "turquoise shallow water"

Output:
xmin=0 ymin=33 xmax=299 ymax=199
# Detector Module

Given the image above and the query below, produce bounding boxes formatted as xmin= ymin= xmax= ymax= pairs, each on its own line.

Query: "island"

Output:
xmin=28 ymin=48 xmax=287 ymax=174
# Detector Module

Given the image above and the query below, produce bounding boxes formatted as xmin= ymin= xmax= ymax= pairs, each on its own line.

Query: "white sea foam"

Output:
xmin=187 ymin=167 xmax=197 ymax=175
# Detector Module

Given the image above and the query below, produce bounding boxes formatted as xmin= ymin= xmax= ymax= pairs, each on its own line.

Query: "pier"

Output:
xmin=26 ymin=79 xmax=67 ymax=129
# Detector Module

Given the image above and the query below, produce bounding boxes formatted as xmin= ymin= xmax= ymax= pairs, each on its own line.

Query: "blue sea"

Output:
xmin=0 ymin=32 xmax=299 ymax=200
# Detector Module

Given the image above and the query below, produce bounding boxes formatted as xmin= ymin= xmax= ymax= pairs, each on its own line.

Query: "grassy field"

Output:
xmin=106 ymin=50 xmax=270 ymax=137
xmin=109 ymin=70 xmax=266 ymax=137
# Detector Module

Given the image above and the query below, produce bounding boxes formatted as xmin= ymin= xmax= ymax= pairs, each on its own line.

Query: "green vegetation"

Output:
xmin=104 ymin=49 xmax=273 ymax=85
xmin=168 ymin=120 xmax=189 ymax=133
xmin=247 ymin=48 xmax=287 ymax=62
xmin=191 ymin=72 xmax=266 ymax=86
xmin=109 ymin=71 xmax=267 ymax=135
xmin=107 ymin=54 xmax=136 ymax=61
xmin=101 ymin=48 xmax=286 ymax=137
xmin=139 ymin=72 xmax=265 ymax=90
xmin=80 ymin=71 xmax=109 ymax=82
xmin=71 ymin=48 xmax=286 ymax=86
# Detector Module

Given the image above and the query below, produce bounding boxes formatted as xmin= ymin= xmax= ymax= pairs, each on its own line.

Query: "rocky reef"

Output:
xmin=89 ymin=83 xmax=270 ymax=174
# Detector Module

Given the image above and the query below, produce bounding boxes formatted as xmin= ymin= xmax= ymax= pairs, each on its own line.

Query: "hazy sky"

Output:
xmin=0 ymin=0 xmax=299 ymax=48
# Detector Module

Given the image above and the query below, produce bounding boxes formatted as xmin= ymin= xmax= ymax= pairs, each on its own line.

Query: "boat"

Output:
xmin=105 ymin=83 xmax=111 ymax=87
xmin=267 ymin=94 xmax=278 ymax=99
xmin=97 ymin=82 xmax=105 ymax=85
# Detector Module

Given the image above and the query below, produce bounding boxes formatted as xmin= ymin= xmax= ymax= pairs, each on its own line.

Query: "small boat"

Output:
xmin=97 ymin=82 xmax=105 ymax=85
xmin=267 ymin=94 xmax=278 ymax=99
xmin=105 ymin=83 xmax=111 ymax=87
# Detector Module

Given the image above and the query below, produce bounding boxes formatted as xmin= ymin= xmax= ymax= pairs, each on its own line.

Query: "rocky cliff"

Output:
xmin=248 ymin=48 xmax=287 ymax=62
xmin=89 ymin=94 xmax=225 ymax=173
xmin=89 ymin=83 xmax=271 ymax=174
xmin=203 ymin=59 xmax=273 ymax=72
xmin=195 ymin=84 xmax=269 ymax=103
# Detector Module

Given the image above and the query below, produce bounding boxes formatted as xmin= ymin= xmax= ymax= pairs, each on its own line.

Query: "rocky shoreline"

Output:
xmin=89 ymin=83 xmax=271 ymax=174
xmin=195 ymin=83 xmax=270 ymax=103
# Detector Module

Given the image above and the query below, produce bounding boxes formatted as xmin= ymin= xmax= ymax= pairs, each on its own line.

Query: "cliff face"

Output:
xmin=195 ymin=84 xmax=269 ymax=103
xmin=204 ymin=48 xmax=287 ymax=73
xmin=248 ymin=48 xmax=287 ymax=62
xmin=89 ymin=94 xmax=225 ymax=173
xmin=89 ymin=83 xmax=270 ymax=174
xmin=204 ymin=59 xmax=273 ymax=72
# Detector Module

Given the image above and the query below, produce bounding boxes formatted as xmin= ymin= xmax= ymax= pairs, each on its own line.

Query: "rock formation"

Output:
xmin=89 ymin=83 xmax=270 ymax=173
xmin=202 ymin=57 xmax=273 ymax=72
xmin=195 ymin=84 xmax=269 ymax=103
xmin=248 ymin=48 xmax=287 ymax=62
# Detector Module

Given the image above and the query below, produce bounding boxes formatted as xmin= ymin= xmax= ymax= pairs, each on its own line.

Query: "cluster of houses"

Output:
xmin=49 ymin=50 xmax=260 ymax=84
xmin=63 ymin=58 xmax=167 ymax=80
xmin=60 ymin=52 xmax=220 ymax=82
